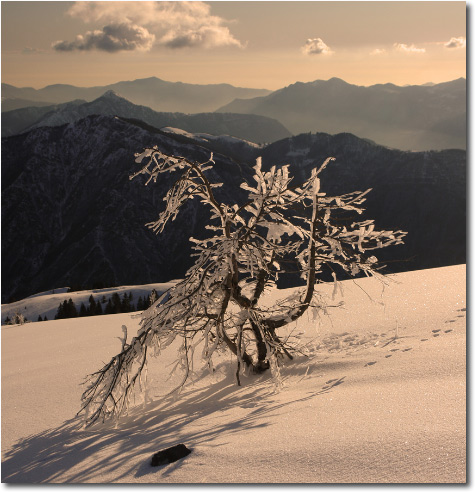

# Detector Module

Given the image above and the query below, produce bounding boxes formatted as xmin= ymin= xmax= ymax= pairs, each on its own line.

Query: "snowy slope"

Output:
xmin=1 ymin=282 xmax=178 ymax=324
xmin=161 ymin=126 xmax=262 ymax=148
xmin=1 ymin=265 xmax=466 ymax=483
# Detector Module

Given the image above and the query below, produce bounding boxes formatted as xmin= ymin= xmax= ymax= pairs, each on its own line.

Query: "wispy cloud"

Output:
xmin=393 ymin=43 xmax=426 ymax=54
xmin=302 ymin=38 xmax=333 ymax=55
xmin=52 ymin=1 xmax=243 ymax=52
xmin=22 ymin=47 xmax=46 ymax=55
xmin=370 ymin=48 xmax=386 ymax=56
xmin=444 ymin=37 xmax=466 ymax=49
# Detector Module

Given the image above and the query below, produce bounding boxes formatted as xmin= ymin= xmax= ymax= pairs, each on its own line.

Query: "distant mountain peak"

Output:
xmin=327 ymin=77 xmax=350 ymax=85
xmin=100 ymin=90 xmax=123 ymax=100
xmin=304 ymin=77 xmax=351 ymax=87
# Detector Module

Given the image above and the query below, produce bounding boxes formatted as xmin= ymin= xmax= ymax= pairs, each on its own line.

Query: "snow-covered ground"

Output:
xmin=1 ymin=265 xmax=466 ymax=483
xmin=161 ymin=127 xmax=263 ymax=148
xmin=1 ymin=282 xmax=178 ymax=324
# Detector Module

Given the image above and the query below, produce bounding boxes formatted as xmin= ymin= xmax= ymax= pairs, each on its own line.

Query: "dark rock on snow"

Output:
xmin=151 ymin=444 xmax=192 ymax=467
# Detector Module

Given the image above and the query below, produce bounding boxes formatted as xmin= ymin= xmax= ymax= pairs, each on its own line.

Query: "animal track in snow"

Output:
xmin=364 ymin=361 xmax=377 ymax=367
xmin=322 ymin=377 xmax=345 ymax=390
xmin=315 ymin=331 xmax=382 ymax=354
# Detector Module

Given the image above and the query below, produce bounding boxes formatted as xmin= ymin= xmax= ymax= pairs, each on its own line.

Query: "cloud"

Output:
xmin=22 ymin=47 xmax=45 ymax=55
xmin=302 ymin=38 xmax=333 ymax=55
xmin=53 ymin=22 xmax=155 ymax=52
xmin=53 ymin=1 xmax=243 ymax=52
xmin=444 ymin=37 xmax=466 ymax=49
xmin=160 ymin=25 xmax=242 ymax=49
xmin=370 ymin=48 xmax=386 ymax=56
xmin=393 ymin=43 xmax=425 ymax=54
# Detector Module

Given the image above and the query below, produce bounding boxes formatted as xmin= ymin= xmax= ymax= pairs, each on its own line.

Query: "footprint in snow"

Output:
xmin=390 ymin=348 xmax=399 ymax=352
xmin=331 ymin=379 xmax=345 ymax=387
xmin=433 ymin=334 xmax=440 ymax=337
xmin=322 ymin=377 xmax=345 ymax=390
xmin=457 ymin=308 xmax=466 ymax=312
xmin=365 ymin=361 xmax=377 ymax=367
xmin=445 ymin=320 xmax=456 ymax=324
xmin=421 ymin=338 xmax=429 ymax=342
xmin=444 ymin=329 xmax=453 ymax=333
xmin=385 ymin=354 xmax=392 ymax=358
xmin=432 ymin=329 xmax=441 ymax=333
xmin=402 ymin=348 xmax=412 ymax=352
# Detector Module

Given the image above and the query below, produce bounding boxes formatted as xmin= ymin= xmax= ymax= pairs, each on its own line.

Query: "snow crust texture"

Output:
xmin=1 ymin=265 xmax=466 ymax=483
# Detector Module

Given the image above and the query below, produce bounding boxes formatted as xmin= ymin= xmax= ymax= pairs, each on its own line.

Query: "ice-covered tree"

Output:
xmin=79 ymin=147 xmax=406 ymax=427
xmin=9 ymin=312 xmax=26 ymax=325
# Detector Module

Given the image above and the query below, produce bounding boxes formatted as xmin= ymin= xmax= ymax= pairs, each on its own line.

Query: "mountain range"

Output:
xmin=216 ymin=77 xmax=466 ymax=151
xmin=1 ymin=76 xmax=271 ymax=113
xmin=2 ymin=115 xmax=465 ymax=303
xmin=3 ymin=76 xmax=465 ymax=152
xmin=1 ymin=91 xmax=291 ymax=143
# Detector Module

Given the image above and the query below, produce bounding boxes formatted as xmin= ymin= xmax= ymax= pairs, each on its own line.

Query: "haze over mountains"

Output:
xmin=1 ymin=76 xmax=271 ymax=113
xmin=1 ymin=91 xmax=291 ymax=143
xmin=2 ymin=76 xmax=466 ymax=151
xmin=217 ymin=77 xmax=466 ymax=151
xmin=2 ymin=115 xmax=465 ymax=303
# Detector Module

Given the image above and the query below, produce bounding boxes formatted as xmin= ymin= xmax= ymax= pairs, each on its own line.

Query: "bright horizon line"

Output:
xmin=2 ymin=75 xmax=466 ymax=92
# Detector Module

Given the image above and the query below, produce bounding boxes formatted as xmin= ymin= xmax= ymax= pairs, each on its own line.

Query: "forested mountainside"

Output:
xmin=259 ymin=132 xmax=465 ymax=273
xmin=2 ymin=116 xmax=465 ymax=302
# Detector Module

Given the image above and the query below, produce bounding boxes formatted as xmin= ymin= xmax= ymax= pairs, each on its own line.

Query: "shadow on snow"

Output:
xmin=2 ymin=356 xmax=351 ymax=483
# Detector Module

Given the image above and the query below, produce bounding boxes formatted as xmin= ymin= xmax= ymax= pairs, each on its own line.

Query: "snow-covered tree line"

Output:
xmin=79 ymin=148 xmax=406 ymax=427
xmin=54 ymin=290 xmax=158 ymax=320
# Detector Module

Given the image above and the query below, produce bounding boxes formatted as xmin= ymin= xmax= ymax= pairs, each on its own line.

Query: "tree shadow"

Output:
xmin=2 ymin=360 xmax=346 ymax=483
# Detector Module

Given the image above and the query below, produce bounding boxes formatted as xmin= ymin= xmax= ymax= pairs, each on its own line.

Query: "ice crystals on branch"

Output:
xmin=79 ymin=149 xmax=406 ymax=427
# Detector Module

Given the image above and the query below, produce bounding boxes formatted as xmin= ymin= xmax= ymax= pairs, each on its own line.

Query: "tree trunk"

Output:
xmin=250 ymin=320 xmax=270 ymax=372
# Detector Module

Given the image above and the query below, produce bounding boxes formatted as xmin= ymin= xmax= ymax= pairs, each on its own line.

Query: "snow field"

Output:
xmin=1 ymin=265 xmax=466 ymax=483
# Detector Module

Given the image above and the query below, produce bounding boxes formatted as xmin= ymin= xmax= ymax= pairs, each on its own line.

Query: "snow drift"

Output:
xmin=1 ymin=265 xmax=466 ymax=483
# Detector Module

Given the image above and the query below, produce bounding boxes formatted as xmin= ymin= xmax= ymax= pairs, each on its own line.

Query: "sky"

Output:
xmin=1 ymin=1 xmax=466 ymax=90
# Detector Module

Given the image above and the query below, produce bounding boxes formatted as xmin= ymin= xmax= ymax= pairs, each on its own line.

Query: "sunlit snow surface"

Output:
xmin=1 ymin=265 xmax=466 ymax=483
xmin=161 ymin=127 xmax=262 ymax=148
